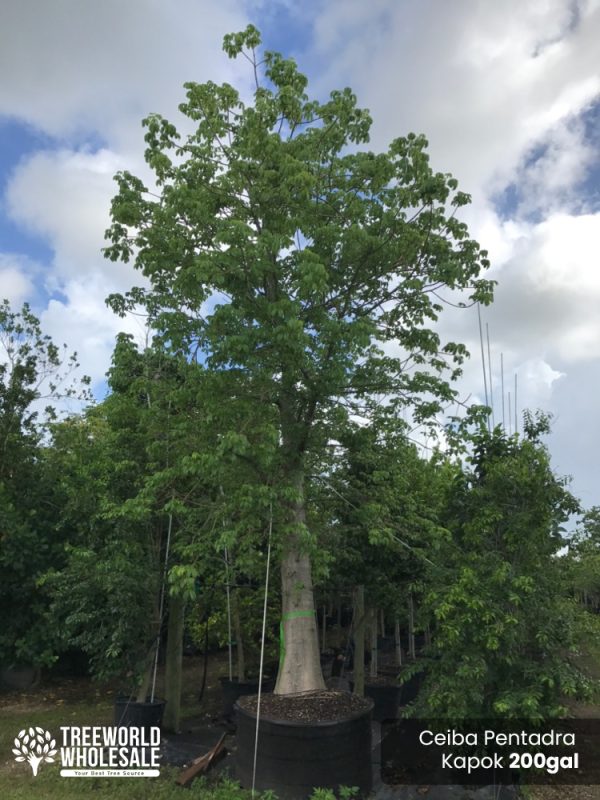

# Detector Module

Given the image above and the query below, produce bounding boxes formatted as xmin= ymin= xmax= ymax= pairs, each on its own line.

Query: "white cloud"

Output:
xmin=40 ymin=277 xmax=149 ymax=392
xmin=5 ymin=148 xmax=131 ymax=288
xmin=486 ymin=212 xmax=600 ymax=363
xmin=0 ymin=255 xmax=35 ymax=305
xmin=1 ymin=1 xmax=256 ymax=395
xmin=309 ymin=0 xmax=600 ymax=201
xmin=0 ymin=0 xmax=250 ymax=148
xmin=515 ymin=116 xmax=597 ymax=215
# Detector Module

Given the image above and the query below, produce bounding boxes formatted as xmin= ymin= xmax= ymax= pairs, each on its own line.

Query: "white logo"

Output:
xmin=12 ymin=727 xmax=57 ymax=776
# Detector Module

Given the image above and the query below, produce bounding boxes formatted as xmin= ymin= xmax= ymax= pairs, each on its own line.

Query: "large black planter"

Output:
xmin=376 ymin=665 xmax=424 ymax=706
xmin=350 ymin=679 xmax=401 ymax=722
xmin=235 ymin=697 xmax=374 ymax=799
xmin=114 ymin=696 xmax=166 ymax=729
xmin=0 ymin=664 xmax=40 ymax=690
xmin=219 ymin=676 xmax=275 ymax=720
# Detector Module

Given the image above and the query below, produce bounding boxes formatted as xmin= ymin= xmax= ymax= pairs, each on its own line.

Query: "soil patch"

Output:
xmin=237 ymin=690 xmax=371 ymax=723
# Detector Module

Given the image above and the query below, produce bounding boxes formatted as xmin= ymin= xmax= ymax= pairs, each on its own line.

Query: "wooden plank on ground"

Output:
xmin=175 ymin=732 xmax=227 ymax=788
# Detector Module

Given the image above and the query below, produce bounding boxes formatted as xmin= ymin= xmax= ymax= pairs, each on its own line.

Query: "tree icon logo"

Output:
xmin=12 ymin=727 xmax=57 ymax=776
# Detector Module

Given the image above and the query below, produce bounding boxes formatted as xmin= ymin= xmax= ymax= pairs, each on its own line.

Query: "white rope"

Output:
xmin=219 ymin=488 xmax=234 ymax=681
xmin=251 ymin=503 xmax=273 ymax=797
xmin=150 ymin=511 xmax=173 ymax=703
xmin=319 ymin=477 xmax=439 ymax=567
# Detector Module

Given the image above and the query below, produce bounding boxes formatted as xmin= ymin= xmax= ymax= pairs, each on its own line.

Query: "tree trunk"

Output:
xmin=408 ymin=592 xmax=416 ymax=660
xmin=232 ymin=588 xmax=246 ymax=682
xmin=353 ymin=585 xmax=365 ymax=697
xmin=425 ymin=622 xmax=432 ymax=648
xmin=369 ymin=607 xmax=378 ymax=678
xmin=137 ymin=594 xmax=161 ymax=703
xmin=380 ymin=608 xmax=385 ymax=637
xmin=394 ymin=617 xmax=402 ymax=668
xmin=163 ymin=594 xmax=185 ymax=732
xmin=274 ymin=470 xmax=325 ymax=695
xmin=136 ymin=650 xmax=155 ymax=703
xmin=321 ymin=604 xmax=327 ymax=653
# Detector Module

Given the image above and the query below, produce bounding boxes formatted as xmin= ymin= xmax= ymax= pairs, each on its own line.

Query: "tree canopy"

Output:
xmin=103 ymin=24 xmax=494 ymax=693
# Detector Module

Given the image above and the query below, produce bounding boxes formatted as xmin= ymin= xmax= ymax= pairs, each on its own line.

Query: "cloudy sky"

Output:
xmin=1 ymin=0 xmax=599 ymax=511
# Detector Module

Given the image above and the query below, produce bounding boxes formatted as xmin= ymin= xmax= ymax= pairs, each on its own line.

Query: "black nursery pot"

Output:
xmin=377 ymin=635 xmax=395 ymax=653
xmin=399 ymin=671 xmax=423 ymax=705
xmin=219 ymin=676 xmax=275 ymax=719
xmin=234 ymin=698 xmax=374 ymax=800
xmin=349 ymin=679 xmax=402 ymax=722
xmin=114 ymin=696 xmax=166 ymax=729
xmin=0 ymin=664 xmax=40 ymax=690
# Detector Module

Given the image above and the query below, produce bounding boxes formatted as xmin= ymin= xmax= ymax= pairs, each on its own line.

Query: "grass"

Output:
xmin=0 ymin=652 xmax=241 ymax=799
xmin=0 ymin=695 xmax=205 ymax=798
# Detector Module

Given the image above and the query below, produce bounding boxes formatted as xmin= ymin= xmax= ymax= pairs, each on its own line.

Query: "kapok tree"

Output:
xmin=103 ymin=26 xmax=493 ymax=694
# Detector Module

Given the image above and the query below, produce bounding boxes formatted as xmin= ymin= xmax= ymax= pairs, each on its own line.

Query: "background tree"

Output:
xmin=567 ymin=506 xmax=600 ymax=612
xmin=328 ymin=416 xmax=449 ymax=680
xmin=0 ymin=300 xmax=89 ymax=669
xmin=104 ymin=25 xmax=493 ymax=694
xmin=419 ymin=414 xmax=593 ymax=719
xmin=43 ymin=336 xmax=186 ymax=701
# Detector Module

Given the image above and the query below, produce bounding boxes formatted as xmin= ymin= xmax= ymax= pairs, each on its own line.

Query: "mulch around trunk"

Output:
xmin=237 ymin=690 xmax=371 ymax=723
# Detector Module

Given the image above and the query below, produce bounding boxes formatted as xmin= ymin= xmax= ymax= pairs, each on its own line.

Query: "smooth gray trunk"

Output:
xmin=274 ymin=469 xmax=324 ymax=694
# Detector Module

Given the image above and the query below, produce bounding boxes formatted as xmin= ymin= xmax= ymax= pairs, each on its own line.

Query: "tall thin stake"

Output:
xmin=151 ymin=512 xmax=173 ymax=703
xmin=486 ymin=323 xmax=494 ymax=428
xmin=501 ymin=353 xmax=505 ymax=432
xmin=224 ymin=547 xmax=233 ymax=682
xmin=514 ymin=373 xmax=518 ymax=436
xmin=252 ymin=504 xmax=273 ymax=797
xmin=477 ymin=305 xmax=490 ymax=431
xmin=508 ymin=391 xmax=512 ymax=436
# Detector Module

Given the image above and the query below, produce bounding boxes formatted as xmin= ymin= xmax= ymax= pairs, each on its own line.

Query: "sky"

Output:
xmin=1 ymin=0 xmax=599 ymax=512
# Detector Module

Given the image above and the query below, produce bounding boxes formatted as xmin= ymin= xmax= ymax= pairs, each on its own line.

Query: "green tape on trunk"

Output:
xmin=279 ymin=610 xmax=316 ymax=666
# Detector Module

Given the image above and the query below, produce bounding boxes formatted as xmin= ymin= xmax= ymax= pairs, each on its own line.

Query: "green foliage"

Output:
xmin=187 ymin=582 xmax=280 ymax=672
xmin=40 ymin=337 xmax=183 ymax=689
xmin=417 ymin=417 xmax=593 ymax=720
xmin=103 ymin=26 xmax=493 ymax=552
xmin=327 ymin=414 xmax=451 ymax=614
xmin=309 ymin=787 xmax=358 ymax=800
xmin=0 ymin=300 xmax=90 ymax=667
xmin=566 ymin=506 xmax=600 ymax=611
xmin=102 ymin=25 xmax=493 ymax=692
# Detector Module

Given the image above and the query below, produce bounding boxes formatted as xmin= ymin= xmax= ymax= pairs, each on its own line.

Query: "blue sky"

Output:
xmin=1 ymin=0 xmax=600 ymax=510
